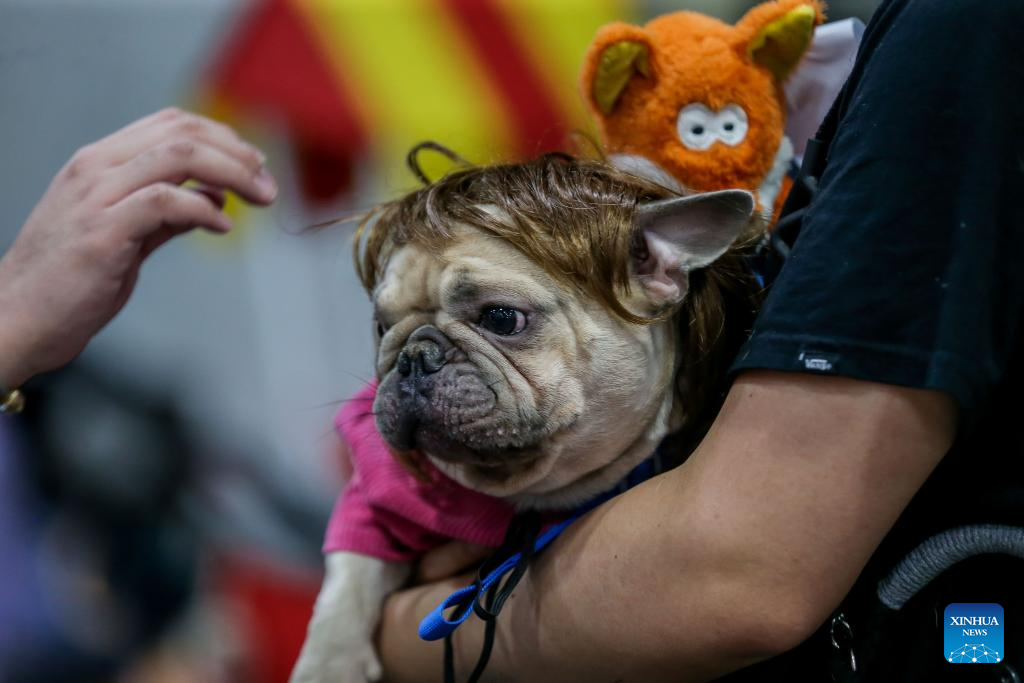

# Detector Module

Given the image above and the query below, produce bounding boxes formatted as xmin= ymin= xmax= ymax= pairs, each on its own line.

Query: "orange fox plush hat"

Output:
xmin=581 ymin=0 xmax=825 ymax=218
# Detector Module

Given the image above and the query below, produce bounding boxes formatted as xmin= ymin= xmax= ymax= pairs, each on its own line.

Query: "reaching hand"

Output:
xmin=0 ymin=108 xmax=276 ymax=388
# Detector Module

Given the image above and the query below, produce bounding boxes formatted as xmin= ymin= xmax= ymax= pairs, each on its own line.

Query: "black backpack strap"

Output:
xmin=752 ymin=87 xmax=847 ymax=286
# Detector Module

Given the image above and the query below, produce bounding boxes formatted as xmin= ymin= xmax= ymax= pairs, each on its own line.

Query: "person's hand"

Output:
xmin=374 ymin=542 xmax=493 ymax=683
xmin=414 ymin=541 xmax=490 ymax=584
xmin=378 ymin=579 xmax=463 ymax=683
xmin=0 ymin=108 xmax=276 ymax=388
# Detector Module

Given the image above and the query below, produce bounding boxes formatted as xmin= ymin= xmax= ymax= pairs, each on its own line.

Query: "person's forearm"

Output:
xmin=0 ymin=257 xmax=77 ymax=388
xmin=378 ymin=374 xmax=955 ymax=682
xmin=489 ymin=469 xmax=790 ymax=681
xmin=0 ymin=346 xmax=32 ymax=389
xmin=0 ymin=298 xmax=40 ymax=388
xmin=381 ymin=467 xmax=799 ymax=683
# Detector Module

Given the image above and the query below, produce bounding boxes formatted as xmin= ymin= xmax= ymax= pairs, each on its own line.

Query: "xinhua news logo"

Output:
xmin=945 ymin=603 xmax=1004 ymax=664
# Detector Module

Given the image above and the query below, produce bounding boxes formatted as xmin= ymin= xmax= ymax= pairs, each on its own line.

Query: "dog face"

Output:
xmin=370 ymin=182 xmax=753 ymax=509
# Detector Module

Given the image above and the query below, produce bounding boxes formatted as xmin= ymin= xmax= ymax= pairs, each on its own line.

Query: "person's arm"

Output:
xmin=377 ymin=370 xmax=956 ymax=682
xmin=0 ymin=107 xmax=275 ymax=389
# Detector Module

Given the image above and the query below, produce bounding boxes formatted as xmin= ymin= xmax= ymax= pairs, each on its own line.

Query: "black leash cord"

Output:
xmin=443 ymin=511 xmax=543 ymax=683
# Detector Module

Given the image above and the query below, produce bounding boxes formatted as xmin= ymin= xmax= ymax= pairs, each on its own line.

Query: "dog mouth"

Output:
xmin=399 ymin=420 xmax=541 ymax=475
xmin=373 ymin=324 xmax=548 ymax=480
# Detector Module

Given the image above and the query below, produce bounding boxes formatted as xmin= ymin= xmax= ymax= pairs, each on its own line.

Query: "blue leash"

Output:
xmin=420 ymin=450 xmax=664 ymax=683
xmin=419 ymin=511 xmax=576 ymax=639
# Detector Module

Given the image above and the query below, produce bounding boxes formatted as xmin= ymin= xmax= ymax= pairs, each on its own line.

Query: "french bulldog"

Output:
xmin=290 ymin=156 xmax=756 ymax=682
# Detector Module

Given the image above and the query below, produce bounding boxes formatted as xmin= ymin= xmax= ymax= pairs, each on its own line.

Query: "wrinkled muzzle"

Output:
xmin=375 ymin=325 xmax=507 ymax=465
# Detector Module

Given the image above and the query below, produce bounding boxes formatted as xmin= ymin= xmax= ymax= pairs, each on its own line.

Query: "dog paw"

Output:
xmin=290 ymin=637 xmax=383 ymax=683
xmin=291 ymin=554 xmax=411 ymax=683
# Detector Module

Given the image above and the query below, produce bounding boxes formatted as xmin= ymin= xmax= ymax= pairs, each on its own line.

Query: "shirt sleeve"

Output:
xmin=731 ymin=0 xmax=1024 ymax=428
xmin=322 ymin=471 xmax=397 ymax=557
xmin=322 ymin=383 xmax=411 ymax=560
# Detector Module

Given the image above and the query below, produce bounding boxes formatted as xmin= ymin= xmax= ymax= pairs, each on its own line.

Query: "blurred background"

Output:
xmin=0 ymin=0 xmax=880 ymax=681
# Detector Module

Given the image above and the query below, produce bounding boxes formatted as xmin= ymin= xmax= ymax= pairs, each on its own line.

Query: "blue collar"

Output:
xmin=419 ymin=448 xmax=665 ymax=642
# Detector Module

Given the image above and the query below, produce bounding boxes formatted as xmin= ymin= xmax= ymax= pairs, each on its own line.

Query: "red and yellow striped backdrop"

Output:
xmin=204 ymin=0 xmax=632 ymax=204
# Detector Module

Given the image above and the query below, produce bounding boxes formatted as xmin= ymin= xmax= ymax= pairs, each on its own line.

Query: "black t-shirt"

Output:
xmin=731 ymin=0 xmax=1024 ymax=575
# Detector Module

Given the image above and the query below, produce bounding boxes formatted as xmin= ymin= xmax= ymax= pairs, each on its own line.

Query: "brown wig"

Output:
xmin=353 ymin=147 xmax=764 ymax=450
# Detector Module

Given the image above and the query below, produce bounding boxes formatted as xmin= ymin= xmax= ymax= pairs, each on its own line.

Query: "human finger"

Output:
xmin=107 ymin=182 xmax=233 ymax=244
xmin=102 ymin=138 xmax=276 ymax=206
xmin=415 ymin=542 xmax=491 ymax=584
xmin=92 ymin=108 xmax=265 ymax=172
xmin=189 ymin=183 xmax=227 ymax=210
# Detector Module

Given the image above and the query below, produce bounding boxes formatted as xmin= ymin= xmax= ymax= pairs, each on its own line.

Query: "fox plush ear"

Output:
xmin=735 ymin=0 xmax=824 ymax=81
xmin=634 ymin=190 xmax=755 ymax=306
xmin=581 ymin=23 xmax=652 ymax=116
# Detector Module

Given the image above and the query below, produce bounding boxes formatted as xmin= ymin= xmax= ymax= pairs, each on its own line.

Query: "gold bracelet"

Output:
xmin=0 ymin=387 xmax=25 ymax=415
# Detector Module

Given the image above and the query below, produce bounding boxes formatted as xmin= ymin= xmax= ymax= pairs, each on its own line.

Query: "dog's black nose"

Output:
xmin=397 ymin=326 xmax=452 ymax=377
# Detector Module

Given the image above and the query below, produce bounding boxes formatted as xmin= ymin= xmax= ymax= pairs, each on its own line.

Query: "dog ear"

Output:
xmin=634 ymin=189 xmax=755 ymax=306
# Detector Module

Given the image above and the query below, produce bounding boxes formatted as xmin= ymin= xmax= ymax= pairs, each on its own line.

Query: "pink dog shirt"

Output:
xmin=323 ymin=383 xmax=516 ymax=561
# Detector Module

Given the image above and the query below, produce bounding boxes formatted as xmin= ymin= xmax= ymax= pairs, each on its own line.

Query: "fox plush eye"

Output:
xmin=714 ymin=105 xmax=748 ymax=146
xmin=478 ymin=307 xmax=527 ymax=336
xmin=677 ymin=103 xmax=749 ymax=150
xmin=676 ymin=103 xmax=716 ymax=151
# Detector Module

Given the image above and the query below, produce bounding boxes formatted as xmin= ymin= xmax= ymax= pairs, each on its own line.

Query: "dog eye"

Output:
xmin=478 ymin=307 xmax=527 ymax=336
xmin=375 ymin=320 xmax=388 ymax=338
